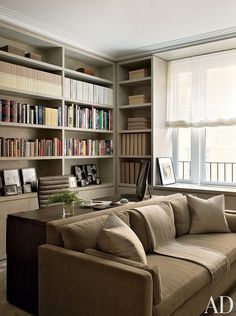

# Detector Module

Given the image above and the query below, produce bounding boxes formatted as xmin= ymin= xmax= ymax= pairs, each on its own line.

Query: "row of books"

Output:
xmin=120 ymin=133 xmax=151 ymax=156
xmin=65 ymin=104 xmax=112 ymax=130
xmin=64 ymin=78 xmax=113 ymax=106
xmin=64 ymin=138 xmax=113 ymax=156
xmin=128 ymin=117 xmax=151 ymax=130
xmin=0 ymin=137 xmax=62 ymax=157
xmin=0 ymin=61 xmax=62 ymax=97
xmin=120 ymin=162 xmax=141 ymax=184
xmin=0 ymin=99 xmax=62 ymax=126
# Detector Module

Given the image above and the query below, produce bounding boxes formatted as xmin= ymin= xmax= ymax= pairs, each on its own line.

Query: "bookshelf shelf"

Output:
xmin=0 ymin=156 xmax=63 ymax=161
xmin=119 ymin=103 xmax=151 ymax=109
xmin=0 ymin=122 xmax=63 ymax=130
xmin=64 ymin=127 xmax=113 ymax=133
xmin=0 ymin=192 xmax=37 ymax=202
xmin=119 ymin=155 xmax=152 ymax=159
xmin=71 ymin=182 xmax=114 ymax=192
xmin=119 ymin=77 xmax=151 ymax=87
xmin=64 ymin=155 xmax=114 ymax=159
xmin=119 ymin=129 xmax=151 ymax=134
xmin=64 ymin=99 xmax=113 ymax=110
xmin=64 ymin=68 xmax=113 ymax=86
xmin=0 ymin=50 xmax=62 ymax=72
xmin=0 ymin=87 xmax=62 ymax=100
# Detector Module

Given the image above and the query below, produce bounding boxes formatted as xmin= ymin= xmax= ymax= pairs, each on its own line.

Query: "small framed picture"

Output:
xmin=157 ymin=157 xmax=175 ymax=185
xmin=3 ymin=169 xmax=21 ymax=187
xmin=21 ymin=168 xmax=37 ymax=192
xmin=17 ymin=186 xmax=23 ymax=194
xmin=4 ymin=184 xmax=18 ymax=196
xmin=23 ymin=184 xmax=32 ymax=193
xmin=69 ymin=176 xmax=77 ymax=188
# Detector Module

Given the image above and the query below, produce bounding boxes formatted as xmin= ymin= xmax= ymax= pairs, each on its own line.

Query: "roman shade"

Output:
xmin=167 ymin=49 xmax=236 ymax=128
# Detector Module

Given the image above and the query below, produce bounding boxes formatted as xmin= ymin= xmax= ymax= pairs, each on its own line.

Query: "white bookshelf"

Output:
xmin=117 ymin=56 xmax=152 ymax=192
xmin=0 ymin=21 xmax=116 ymax=206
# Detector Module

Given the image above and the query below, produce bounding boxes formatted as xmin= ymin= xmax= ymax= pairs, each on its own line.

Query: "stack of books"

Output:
xmin=64 ymin=78 xmax=113 ymax=106
xmin=0 ymin=99 xmax=62 ymax=126
xmin=0 ymin=61 xmax=62 ymax=97
xmin=64 ymin=138 xmax=113 ymax=156
xmin=65 ymin=104 xmax=112 ymax=130
xmin=120 ymin=162 xmax=141 ymax=184
xmin=0 ymin=137 xmax=62 ymax=157
xmin=128 ymin=117 xmax=151 ymax=130
xmin=121 ymin=133 xmax=151 ymax=156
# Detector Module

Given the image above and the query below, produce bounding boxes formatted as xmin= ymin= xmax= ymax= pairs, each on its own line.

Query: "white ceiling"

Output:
xmin=1 ymin=0 xmax=236 ymax=59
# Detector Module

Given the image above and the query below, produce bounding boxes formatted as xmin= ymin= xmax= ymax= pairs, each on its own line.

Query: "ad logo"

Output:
xmin=204 ymin=296 xmax=233 ymax=314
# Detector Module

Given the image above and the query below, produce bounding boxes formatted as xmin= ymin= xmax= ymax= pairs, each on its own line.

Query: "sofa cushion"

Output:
xmin=129 ymin=209 xmax=150 ymax=253
xmin=187 ymin=195 xmax=230 ymax=234
xmin=85 ymin=248 xmax=162 ymax=304
xmin=147 ymin=253 xmax=211 ymax=316
xmin=98 ymin=213 xmax=147 ymax=264
xmin=178 ymin=233 xmax=236 ymax=264
xmin=62 ymin=211 xmax=129 ymax=252
xmin=169 ymin=195 xmax=190 ymax=236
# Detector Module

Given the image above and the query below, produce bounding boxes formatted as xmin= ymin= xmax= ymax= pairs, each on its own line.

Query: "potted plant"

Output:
xmin=47 ymin=191 xmax=83 ymax=217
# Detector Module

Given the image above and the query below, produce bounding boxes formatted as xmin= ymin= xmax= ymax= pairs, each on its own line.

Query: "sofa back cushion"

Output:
xmin=98 ymin=213 xmax=147 ymax=264
xmin=61 ymin=211 xmax=129 ymax=252
xmin=169 ymin=195 xmax=190 ymax=236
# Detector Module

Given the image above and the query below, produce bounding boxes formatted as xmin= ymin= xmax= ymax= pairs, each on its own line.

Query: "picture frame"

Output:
xmin=3 ymin=169 xmax=21 ymax=187
xmin=157 ymin=157 xmax=175 ymax=185
xmin=69 ymin=176 xmax=77 ymax=188
xmin=17 ymin=186 xmax=23 ymax=194
xmin=23 ymin=184 xmax=32 ymax=193
xmin=4 ymin=184 xmax=18 ymax=196
xmin=21 ymin=168 xmax=38 ymax=192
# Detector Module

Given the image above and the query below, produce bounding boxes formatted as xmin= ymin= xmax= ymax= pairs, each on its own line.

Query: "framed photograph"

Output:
xmin=69 ymin=176 xmax=77 ymax=188
xmin=3 ymin=169 xmax=21 ymax=187
xmin=157 ymin=157 xmax=175 ymax=185
xmin=21 ymin=168 xmax=38 ymax=192
xmin=17 ymin=186 xmax=23 ymax=194
xmin=23 ymin=184 xmax=32 ymax=193
xmin=4 ymin=184 xmax=18 ymax=196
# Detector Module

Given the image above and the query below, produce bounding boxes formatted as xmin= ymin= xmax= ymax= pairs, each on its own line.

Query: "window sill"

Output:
xmin=154 ymin=183 xmax=236 ymax=197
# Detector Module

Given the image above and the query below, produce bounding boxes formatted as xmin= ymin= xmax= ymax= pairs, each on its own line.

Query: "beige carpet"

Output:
xmin=1 ymin=259 xmax=236 ymax=316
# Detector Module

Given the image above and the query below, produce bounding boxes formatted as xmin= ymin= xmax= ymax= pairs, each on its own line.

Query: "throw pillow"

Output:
xmin=187 ymin=194 xmax=231 ymax=234
xmin=98 ymin=213 xmax=147 ymax=264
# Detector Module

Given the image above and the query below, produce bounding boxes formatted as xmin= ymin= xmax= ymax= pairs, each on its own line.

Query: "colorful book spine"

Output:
xmin=64 ymin=138 xmax=113 ymax=156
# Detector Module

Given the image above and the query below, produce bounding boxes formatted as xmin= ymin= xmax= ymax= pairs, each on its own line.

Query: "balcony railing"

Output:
xmin=178 ymin=160 xmax=236 ymax=183
xmin=178 ymin=160 xmax=191 ymax=180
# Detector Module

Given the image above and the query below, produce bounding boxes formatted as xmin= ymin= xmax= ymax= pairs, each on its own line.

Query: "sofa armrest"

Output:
xmin=85 ymin=248 xmax=162 ymax=305
xmin=225 ymin=210 xmax=236 ymax=232
xmin=39 ymin=244 xmax=153 ymax=316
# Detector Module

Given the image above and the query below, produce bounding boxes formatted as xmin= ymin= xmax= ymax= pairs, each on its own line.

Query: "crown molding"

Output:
xmin=0 ymin=5 xmax=116 ymax=60
xmin=1 ymin=5 xmax=236 ymax=62
xmin=115 ymin=27 xmax=236 ymax=60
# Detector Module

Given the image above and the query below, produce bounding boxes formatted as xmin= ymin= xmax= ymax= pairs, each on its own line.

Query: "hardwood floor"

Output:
xmin=0 ymin=260 xmax=32 ymax=316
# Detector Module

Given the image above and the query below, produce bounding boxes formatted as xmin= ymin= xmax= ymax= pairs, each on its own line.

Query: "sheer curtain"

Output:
xmin=167 ymin=50 xmax=236 ymax=127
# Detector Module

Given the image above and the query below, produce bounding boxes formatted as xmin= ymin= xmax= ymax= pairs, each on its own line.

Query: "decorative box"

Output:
xmin=0 ymin=45 xmax=25 ymax=57
xmin=128 ymin=94 xmax=148 ymax=105
xmin=129 ymin=68 xmax=148 ymax=80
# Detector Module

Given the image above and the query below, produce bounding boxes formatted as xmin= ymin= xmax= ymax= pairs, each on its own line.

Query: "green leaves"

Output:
xmin=47 ymin=191 xmax=82 ymax=206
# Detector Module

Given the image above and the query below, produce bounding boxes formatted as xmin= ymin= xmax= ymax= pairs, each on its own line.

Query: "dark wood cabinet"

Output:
xmin=7 ymin=205 xmax=94 ymax=315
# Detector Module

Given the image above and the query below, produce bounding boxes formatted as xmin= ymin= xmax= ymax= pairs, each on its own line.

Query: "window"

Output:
xmin=175 ymin=126 xmax=236 ymax=185
xmin=167 ymin=50 xmax=236 ymax=186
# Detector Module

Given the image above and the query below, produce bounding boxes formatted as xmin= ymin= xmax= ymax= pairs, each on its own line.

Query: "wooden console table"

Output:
xmin=7 ymin=204 xmax=96 ymax=315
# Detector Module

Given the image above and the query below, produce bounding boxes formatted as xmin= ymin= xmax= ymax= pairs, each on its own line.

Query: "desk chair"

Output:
xmin=38 ymin=175 xmax=70 ymax=208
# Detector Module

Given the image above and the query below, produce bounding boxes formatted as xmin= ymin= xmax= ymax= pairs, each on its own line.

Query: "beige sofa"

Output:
xmin=38 ymin=193 xmax=236 ymax=316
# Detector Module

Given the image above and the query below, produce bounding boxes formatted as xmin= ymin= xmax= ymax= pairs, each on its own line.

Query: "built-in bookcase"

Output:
xmin=117 ymin=57 xmax=152 ymax=193
xmin=0 ymin=22 xmax=115 ymax=201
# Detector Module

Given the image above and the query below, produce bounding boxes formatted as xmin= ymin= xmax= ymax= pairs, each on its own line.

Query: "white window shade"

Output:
xmin=167 ymin=50 xmax=236 ymax=127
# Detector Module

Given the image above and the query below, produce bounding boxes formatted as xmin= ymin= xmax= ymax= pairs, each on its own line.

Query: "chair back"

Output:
xmin=38 ymin=175 xmax=70 ymax=208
